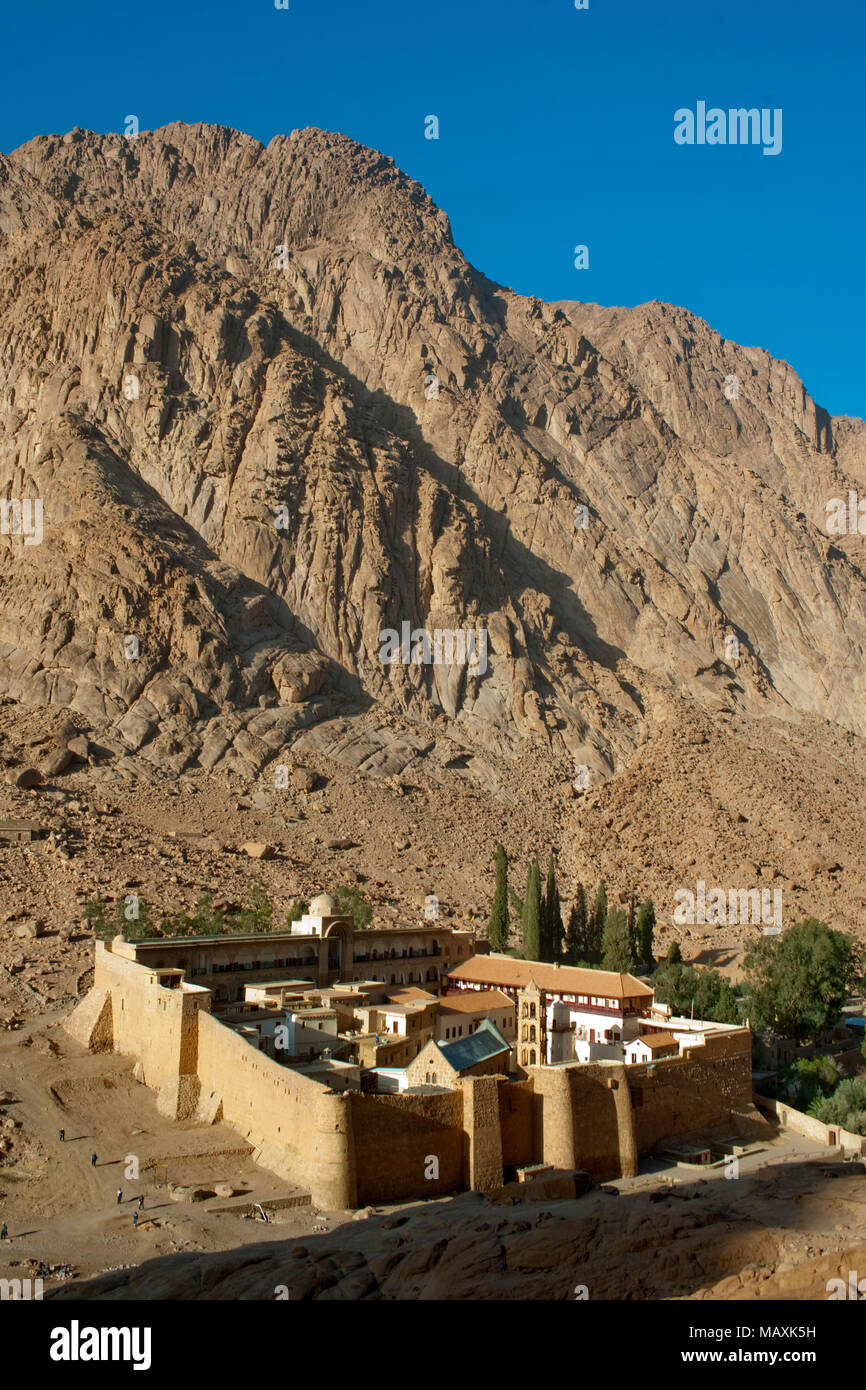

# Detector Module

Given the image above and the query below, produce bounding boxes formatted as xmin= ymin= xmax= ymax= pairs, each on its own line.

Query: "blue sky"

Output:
xmin=2 ymin=0 xmax=863 ymax=417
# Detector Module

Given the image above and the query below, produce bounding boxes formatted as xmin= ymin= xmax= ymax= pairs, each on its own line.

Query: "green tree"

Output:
xmin=587 ymin=881 xmax=607 ymax=959
xmin=651 ymin=958 xmax=739 ymax=1024
xmin=775 ymin=1056 xmax=839 ymax=1109
xmin=335 ymin=885 xmax=373 ymax=930
xmin=487 ymin=844 xmax=510 ymax=952
xmin=566 ymin=885 xmax=588 ymax=965
xmin=286 ymin=899 xmax=308 ymax=927
xmin=695 ymin=972 xmax=739 ymax=1024
xmin=229 ymin=884 xmax=274 ymax=934
xmin=522 ymin=861 xmax=542 ymax=962
xmin=84 ymin=896 xmax=111 ymax=939
xmin=540 ymin=853 xmax=564 ymax=963
xmin=667 ymin=940 xmax=682 ymax=964
xmin=743 ymin=919 xmax=861 ymax=1042
xmin=86 ymin=894 xmax=160 ymax=942
xmin=627 ymin=893 xmax=637 ymax=963
xmin=637 ymin=899 xmax=656 ymax=966
xmin=602 ymin=907 xmax=636 ymax=973
xmin=808 ymin=1076 xmax=866 ymax=1135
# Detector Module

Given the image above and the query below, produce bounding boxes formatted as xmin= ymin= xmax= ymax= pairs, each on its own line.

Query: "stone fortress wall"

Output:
xmin=66 ymin=940 xmax=755 ymax=1207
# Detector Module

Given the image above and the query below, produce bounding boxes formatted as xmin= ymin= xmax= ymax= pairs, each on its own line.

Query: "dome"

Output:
xmin=309 ymin=892 xmax=338 ymax=917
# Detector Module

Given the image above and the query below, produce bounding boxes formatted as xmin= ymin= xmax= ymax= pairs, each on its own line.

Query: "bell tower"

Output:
xmin=517 ymin=978 xmax=545 ymax=1068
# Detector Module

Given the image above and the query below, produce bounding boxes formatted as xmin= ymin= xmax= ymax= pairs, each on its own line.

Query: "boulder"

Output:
xmin=9 ymin=767 xmax=43 ymax=788
xmin=241 ymin=842 xmax=277 ymax=859
xmin=14 ymin=918 xmax=44 ymax=939
xmin=272 ymin=653 xmax=327 ymax=704
xmin=40 ymin=744 xmax=73 ymax=777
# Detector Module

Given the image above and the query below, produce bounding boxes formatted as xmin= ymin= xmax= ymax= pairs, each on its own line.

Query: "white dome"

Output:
xmin=309 ymin=892 xmax=338 ymax=917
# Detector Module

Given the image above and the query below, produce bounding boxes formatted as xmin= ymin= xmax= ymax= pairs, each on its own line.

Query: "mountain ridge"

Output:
xmin=0 ymin=121 xmax=865 ymax=945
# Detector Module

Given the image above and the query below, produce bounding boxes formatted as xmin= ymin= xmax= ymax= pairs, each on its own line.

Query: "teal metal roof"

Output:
xmin=439 ymin=1017 xmax=510 ymax=1073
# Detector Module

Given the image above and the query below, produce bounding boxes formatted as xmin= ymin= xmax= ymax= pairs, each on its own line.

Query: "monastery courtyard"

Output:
xmin=0 ymin=1006 xmax=854 ymax=1300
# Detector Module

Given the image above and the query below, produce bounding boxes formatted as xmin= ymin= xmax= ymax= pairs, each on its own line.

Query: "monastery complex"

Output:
xmin=67 ymin=894 xmax=758 ymax=1209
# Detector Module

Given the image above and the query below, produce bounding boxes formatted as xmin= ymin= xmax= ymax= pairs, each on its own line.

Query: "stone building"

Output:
xmin=66 ymin=940 xmax=759 ymax=1207
xmin=404 ymin=1018 xmax=512 ymax=1089
xmin=0 ymin=819 xmax=42 ymax=843
xmin=111 ymin=892 xmax=476 ymax=1008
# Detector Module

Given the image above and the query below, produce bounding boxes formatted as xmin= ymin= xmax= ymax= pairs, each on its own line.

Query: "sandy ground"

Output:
xmin=0 ymin=1011 xmax=346 ymax=1294
xmin=4 ymin=1005 xmax=866 ymax=1302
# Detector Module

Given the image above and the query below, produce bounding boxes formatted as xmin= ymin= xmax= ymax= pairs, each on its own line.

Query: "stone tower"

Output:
xmin=517 ymin=979 xmax=545 ymax=1068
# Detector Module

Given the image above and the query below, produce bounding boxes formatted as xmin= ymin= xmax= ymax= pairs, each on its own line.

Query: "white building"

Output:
xmin=623 ymin=1032 xmax=679 ymax=1064
xmin=445 ymin=956 xmax=655 ymax=1066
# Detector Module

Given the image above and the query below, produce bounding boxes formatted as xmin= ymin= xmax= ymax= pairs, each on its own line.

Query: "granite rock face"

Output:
xmin=1 ymin=122 xmax=864 ymax=777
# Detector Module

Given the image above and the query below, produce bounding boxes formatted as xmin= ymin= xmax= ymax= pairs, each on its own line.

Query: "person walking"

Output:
xmin=137 ymin=1195 xmax=144 ymax=1211
xmin=58 ymin=1129 xmax=65 ymax=1143
xmin=0 ymin=1222 xmax=7 ymax=1240
xmin=116 ymin=1189 xmax=123 ymax=1205
xmin=132 ymin=1210 xmax=139 ymax=1229
xmin=90 ymin=1153 xmax=97 ymax=1167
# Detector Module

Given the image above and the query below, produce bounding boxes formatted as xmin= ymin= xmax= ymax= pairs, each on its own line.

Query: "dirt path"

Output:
xmin=0 ymin=1012 xmax=336 ymax=1289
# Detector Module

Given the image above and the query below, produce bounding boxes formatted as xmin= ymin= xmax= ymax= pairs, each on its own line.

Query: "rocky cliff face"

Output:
xmin=1 ymin=121 xmax=865 ymax=786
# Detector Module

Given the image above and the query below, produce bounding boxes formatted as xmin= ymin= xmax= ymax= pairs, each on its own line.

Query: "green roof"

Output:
xmin=439 ymin=1017 xmax=510 ymax=1073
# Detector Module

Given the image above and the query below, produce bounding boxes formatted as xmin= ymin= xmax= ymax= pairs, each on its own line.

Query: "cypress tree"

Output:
xmin=566 ymin=884 xmax=587 ymax=964
xmin=522 ymin=861 xmax=542 ymax=961
xmin=637 ymin=898 xmax=656 ymax=966
xmin=539 ymin=870 xmax=550 ymax=963
xmin=627 ymin=892 xmax=637 ymax=962
xmin=589 ymin=881 xmax=607 ymax=960
xmin=545 ymin=853 xmax=564 ymax=962
xmin=602 ymin=907 xmax=636 ymax=973
xmin=487 ymin=844 xmax=510 ymax=952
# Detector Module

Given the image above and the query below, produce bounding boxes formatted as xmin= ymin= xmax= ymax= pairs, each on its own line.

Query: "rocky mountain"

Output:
xmin=1 ymin=121 xmax=866 ymax=944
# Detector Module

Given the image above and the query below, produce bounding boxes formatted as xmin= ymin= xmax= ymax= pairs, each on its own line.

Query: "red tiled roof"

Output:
xmin=439 ymin=989 xmax=514 ymax=1015
xmin=446 ymin=955 xmax=654 ymax=1000
xmin=632 ymin=1032 xmax=678 ymax=1051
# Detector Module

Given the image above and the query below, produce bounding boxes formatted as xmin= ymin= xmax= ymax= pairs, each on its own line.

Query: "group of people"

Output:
xmin=116 ymin=1188 xmax=146 ymax=1221
xmin=1 ymin=1131 xmax=152 ymax=1245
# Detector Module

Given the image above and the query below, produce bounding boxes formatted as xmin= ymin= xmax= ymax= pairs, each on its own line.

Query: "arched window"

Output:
xmin=530 ymin=1025 xmax=536 ymax=1042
